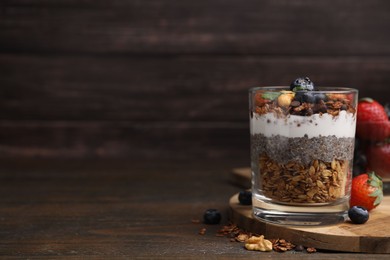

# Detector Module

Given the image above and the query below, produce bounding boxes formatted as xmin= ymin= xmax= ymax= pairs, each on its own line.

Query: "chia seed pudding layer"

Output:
xmin=250 ymin=133 xmax=355 ymax=166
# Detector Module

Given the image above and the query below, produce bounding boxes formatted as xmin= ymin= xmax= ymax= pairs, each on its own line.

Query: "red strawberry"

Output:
xmin=367 ymin=143 xmax=390 ymax=179
xmin=357 ymin=98 xmax=388 ymax=122
xmin=350 ymin=172 xmax=383 ymax=211
xmin=356 ymin=98 xmax=390 ymax=141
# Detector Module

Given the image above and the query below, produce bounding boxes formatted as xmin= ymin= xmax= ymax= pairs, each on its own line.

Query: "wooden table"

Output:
xmin=0 ymin=158 xmax=388 ymax=259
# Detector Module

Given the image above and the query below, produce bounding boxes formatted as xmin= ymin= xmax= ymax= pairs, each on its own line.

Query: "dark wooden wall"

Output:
xmin=1 ymin=0 xmax=390 ymax=160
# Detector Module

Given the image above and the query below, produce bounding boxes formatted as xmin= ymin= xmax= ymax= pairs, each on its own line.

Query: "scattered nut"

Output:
xmin=199 ymin=227 xmax=206 ymax=235
xmin=307 ymin=247 xmax=317 ymax=253
xmin=245 ymin=235 xmax=273 ymax=252
xmin=235 ymin=233 xmax=249 ymax=242
xmin=270 ymin=238 xmax=296 ymax=252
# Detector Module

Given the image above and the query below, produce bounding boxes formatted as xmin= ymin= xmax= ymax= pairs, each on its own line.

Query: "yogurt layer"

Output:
xmin=250 ymin=110 xmax=356 ymax=138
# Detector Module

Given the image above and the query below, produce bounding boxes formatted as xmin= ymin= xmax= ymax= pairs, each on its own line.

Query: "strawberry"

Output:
xmin=357 ymin=98 xmax=388 ymax=122
xmin=367 ymin=142 xmax=390 ymax=179
xmin=350 ymin=172 xmax=383 ymax=211
xmin=356 ymin=98 xmax=390 ymax=141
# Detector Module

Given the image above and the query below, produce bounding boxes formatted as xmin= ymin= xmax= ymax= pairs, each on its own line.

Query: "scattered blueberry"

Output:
xmin=348 ymin=206 xmax=369 ymax=224
xmin=238 ymin=190 xmax=252 ymax=205
xmin=203 ymin=209 xmax=222 ymax=224
xmin=290 ymin=77 xmax=315 ymax=91
xmin=295 ymin=245 xmax=305 ymax=252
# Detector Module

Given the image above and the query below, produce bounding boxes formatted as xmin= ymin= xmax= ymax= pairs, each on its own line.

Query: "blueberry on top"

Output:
xmin=293 ymin=91 xmax=315 ymax=104
xmin=290 ymin=77 xmax=315 ymax=91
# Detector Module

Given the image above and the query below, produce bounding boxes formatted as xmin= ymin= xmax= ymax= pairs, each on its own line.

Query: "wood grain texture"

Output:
xmin=2 ymin=0 xmax=390 ymax=55
xmin=1 ymin=0 xmax=390 ymax=158
xmin=0 ymin=158 xmax=386 ymax=258
xmin=229 ymin=194 xmax=390 ymax=253
xmin=1 ymin=54 xmax=390 ymax=121
xmin=0 ymin=121 xmax=249 ymax=159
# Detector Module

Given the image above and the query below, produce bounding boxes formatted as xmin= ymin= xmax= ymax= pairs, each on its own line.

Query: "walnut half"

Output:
xmin=244 ymin=235 xmax=273 ymax=252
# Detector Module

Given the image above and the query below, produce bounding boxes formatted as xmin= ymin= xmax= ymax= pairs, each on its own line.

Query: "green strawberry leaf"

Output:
xmin=262 ymin=92 xmax=280 ymax=100
xmin=367 ymin=171 xmax=383 ymax=206
xmin=373 ymin=192 xmax=383 ymax=206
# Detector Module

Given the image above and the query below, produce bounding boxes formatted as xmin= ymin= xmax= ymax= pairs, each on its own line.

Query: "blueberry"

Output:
xmin=238 ymin=190 xmax=252 ymax=205
xmin=314 ymin=93 xmax=328 ymax=103
xmin=294 ymin=91 xmax=315 ymax=104
xmin=302 ymin=92 xmax=316 ymax=103
xmin=203 ymin=209 xmax=221 ymax=224
xmin=348 ymin=206 xmax=369 ymax=224
xmin=293 ymin=91 xmax=304 ymax=102
xmin=290 ymin=77 xmax=315 ymax=91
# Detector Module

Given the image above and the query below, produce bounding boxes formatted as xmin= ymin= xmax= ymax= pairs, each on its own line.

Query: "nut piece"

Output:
xmin=277 ymin=92 xmax=294 ymax=108
xmin=245 ymin=235 xmax=273 ymax=252
xmin=235 ymin=233 xmax=249 ymax=242
xmin=199 ymin=227 xmax=206 ymax=235
xmin=271 ymin=238 xmax=296 ymax=252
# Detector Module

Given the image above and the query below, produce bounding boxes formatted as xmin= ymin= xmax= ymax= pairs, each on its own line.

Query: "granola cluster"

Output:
xmin=260 ymin=154 xmax=348 ymax=203
xmin=253 ymin=91 xmax=356 ymax=118
xmin=216 ymin=224 xmax=305 ymax=253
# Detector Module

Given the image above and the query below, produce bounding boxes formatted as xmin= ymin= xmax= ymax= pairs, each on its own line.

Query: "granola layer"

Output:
xmin=259 ymin=154 xmax=348 ymax=204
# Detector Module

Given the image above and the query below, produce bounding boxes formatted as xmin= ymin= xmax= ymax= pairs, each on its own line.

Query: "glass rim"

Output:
xmin=249 ymin=86 xmax=358 ymax=94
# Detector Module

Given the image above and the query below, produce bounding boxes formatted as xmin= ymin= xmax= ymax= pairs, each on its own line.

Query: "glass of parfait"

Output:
xmin=249 ymin=77 xmax=358 ymax=225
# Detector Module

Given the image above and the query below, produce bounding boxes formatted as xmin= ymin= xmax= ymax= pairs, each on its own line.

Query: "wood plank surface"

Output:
xmin=2 ymin=0 xmax=390 ymax=159
xmin=230 ymin=194 xmax=390 ymax=253
xmin=0 ymin=158 xmax=387 ymax=258
xmin=1 ymin=54 xmax=390 ymax=121
xmin=2 ymin=0 xmax=390 ymax=55
xmin=0 ymin=121 xmax=249 ymax=159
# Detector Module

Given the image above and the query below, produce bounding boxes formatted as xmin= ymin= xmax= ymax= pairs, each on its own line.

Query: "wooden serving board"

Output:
xmin=229 ymin=167 xmax=390 ymax=253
